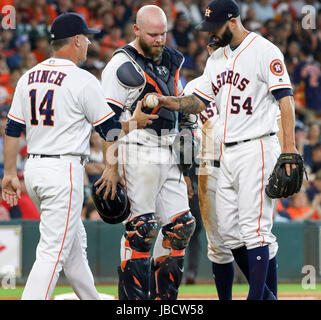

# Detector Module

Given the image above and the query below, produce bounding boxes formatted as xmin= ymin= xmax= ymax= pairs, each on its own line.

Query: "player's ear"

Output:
xmin=74 ymin=35 xmax=81 ymax=48
xmin=229 ymin=16 xmax=240 ymax=30
xmin=133 ymin=24 xmax=140 ymax=37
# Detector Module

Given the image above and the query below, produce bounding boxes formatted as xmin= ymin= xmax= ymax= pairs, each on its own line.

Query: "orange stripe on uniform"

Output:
xmin=40 ymin=64 xmax=74 ymax=67
xmin=257 ymin=140 xmax=265 ymax=246
xmin=45 ymin=162 xmax=73 ymax=300
xmin=223 ymin=35 xmax=258 ymax=143
xmin=106 ymin=98 xmax=125 ymax=107
xmin=8 ymin=113 xmax=25 ymax=123
xmin=174 ymin=69 xmax=180 ymax=96
xmin=92 ymin=111 xmax=114 ymax=125
xmin=269 ymin=84 xmax=292 ymax=91
xmin=194 ymin=88 xmax=214 ymax=101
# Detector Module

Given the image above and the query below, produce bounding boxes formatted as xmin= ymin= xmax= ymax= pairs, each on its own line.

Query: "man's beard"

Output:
xmin=139 ymin=37 xmax=164 ymax=60
xmin=214 ymin=26 xmax=233 ymax=47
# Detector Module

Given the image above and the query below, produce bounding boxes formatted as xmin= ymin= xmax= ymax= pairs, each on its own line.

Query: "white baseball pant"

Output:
xmin=21 ymin=155 xmax=100 ymax=300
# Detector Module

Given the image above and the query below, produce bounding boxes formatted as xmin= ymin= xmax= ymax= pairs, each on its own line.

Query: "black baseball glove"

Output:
xmin=171 ymin=115 xmax=201 ymax=174
xmin=265 ymin=153 xmax=306 ymax=199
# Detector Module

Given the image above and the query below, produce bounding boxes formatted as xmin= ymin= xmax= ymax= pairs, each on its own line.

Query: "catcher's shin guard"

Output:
xmin=154 ymin=255 xmax=184 ymax=300
xmin=118 ymin=258 xmax=153 ymax=300
xmin=153 ymin=211 xmax=196 ymax=300
xmin=118 ymin=213 xmax=158 ymax=300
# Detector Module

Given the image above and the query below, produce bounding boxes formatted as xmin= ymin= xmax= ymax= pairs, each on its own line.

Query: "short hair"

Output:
xmin=50 ymin=37 xmax=72 ymax=51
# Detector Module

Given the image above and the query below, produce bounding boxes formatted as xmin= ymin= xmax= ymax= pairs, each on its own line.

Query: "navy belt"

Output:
xmin=225 ymin=133 xmax=276 ymax=148
xmin=28 ymin=154 xmax=87 ymax=165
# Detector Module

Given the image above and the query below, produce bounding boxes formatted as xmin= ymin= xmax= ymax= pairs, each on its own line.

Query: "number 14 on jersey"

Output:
xmin=29 ymin=89 xmax=55 ymax=126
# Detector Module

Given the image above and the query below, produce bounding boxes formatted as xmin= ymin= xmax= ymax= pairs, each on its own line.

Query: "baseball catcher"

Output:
xmin=265 ymin=153 xmax=306 ymax=199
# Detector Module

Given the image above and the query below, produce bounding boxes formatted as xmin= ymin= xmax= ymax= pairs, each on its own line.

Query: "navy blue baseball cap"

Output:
xmin=196 ymin=0 xmax=240 ymax=31
xmin=50 ymin=12 xmax=100 ymax=40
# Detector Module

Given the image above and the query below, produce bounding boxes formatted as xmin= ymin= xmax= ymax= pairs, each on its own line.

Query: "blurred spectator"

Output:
xmin=32 ymin=36 xmax=50 ymax=63
xmin=277 ymin=191 xmax=321 ymax=221
xmin=6 ymin=34 xmax=31 ymax=70
xmin=158 ymin=0 xmax=177 ymax=30
xmin=31 ymin=0 xmax=57 ymax=25
xmin=293 ymin=45 xmax=321 ymax=122
xmin=175 ymin=0 xmax=202 ymax=26
xmin=94 ymin=9 xmax=115 ymax=41
xmin=295 ymin=120 xmax=308 ymax=156
xmin=112 ymin=1 xmax=133 ymax=31
xmin=21 ymin=52 xmax=37 ymax=72
xmin=182 ymin=39 xmax=199 ymax=70
xmin=171 ymin=11 xmax=195 ymax=55
xmin=306 ymin=169 xmax=321 ymax=202
xmin=243 ymin=7 xmax=262 ymax=32
xmin=55 ymin=0 xmax=73 ymax=15
xmin=303 ymin=121 xmax=320 ymax=168
xmin=273 ymin=0 xmax=297 ymax=22
xmin=123 ymin=22 xmax=135 ymax=43
xmin=72 ymin=0 xmax=90 ymax=23
xmin=311 ymin=142 xmax=321 ymax=173
xmin=85 ymin=131 xmax=104 ymax=185
xmin=100 ymin=25 xmax=126 ymax=57
xmin=240 ymin=0 xmax=255 ymax=20
xmin=285 ymin=40 xmax=301 ymax=76
xmin=252 ymin=0 xmax=275 ymax=23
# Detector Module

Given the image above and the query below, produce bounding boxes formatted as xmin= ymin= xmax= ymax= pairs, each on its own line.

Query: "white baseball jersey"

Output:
xmin=9 ymin=58 xmax=114 ymax=156
xmin=193 ymin=32 xmax=291 ymax=144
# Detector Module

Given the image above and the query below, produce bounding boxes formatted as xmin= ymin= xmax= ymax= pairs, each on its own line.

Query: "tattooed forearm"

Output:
xmin=168 ymin=95 xmax=206 ymax=114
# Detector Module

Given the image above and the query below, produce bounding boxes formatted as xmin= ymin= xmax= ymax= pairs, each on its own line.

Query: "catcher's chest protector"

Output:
xmin=114 ymin=45 xmax=184 ymax=135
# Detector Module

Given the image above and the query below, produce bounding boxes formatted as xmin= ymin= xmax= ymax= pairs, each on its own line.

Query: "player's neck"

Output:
xmin=52 ymin=49 xmax=78 ymax=65
xmin=230 ymin=29 xmax=250 ymax=47
xmin=133 ymin=39 xmax=147 ymax=58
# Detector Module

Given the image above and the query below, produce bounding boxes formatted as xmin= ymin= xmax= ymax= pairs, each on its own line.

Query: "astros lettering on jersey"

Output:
xmin=192 ymin=32 xmax=291 ymax=144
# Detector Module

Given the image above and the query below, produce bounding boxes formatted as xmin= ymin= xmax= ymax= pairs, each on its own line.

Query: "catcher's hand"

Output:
xmin=265 ymin=153 xmax=306 ymax=199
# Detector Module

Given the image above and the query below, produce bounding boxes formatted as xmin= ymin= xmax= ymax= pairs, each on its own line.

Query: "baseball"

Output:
xmin=146 ymin=94 xmax=159 ymax=108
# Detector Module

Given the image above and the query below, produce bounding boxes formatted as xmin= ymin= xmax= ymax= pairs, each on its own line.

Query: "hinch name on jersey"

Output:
xmin=28 ymin=70 xmax=67 ymax=86
xmin=212 ymin=71 xmax=250 ymax=95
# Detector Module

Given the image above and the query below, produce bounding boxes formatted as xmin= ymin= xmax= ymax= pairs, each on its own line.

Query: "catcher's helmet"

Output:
xmin=91 ymin=183 xmax=130 ymax=224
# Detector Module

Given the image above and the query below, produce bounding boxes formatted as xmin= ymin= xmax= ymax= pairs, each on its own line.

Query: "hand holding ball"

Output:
xmin=145 ymin=95 xmax=159 ymax=108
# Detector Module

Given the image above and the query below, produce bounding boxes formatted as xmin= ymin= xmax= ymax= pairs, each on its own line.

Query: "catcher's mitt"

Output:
xmin=171 ymin=115 xmax=201 ymax=174
xmin=265 ymin=153 xmax=306 ymax=199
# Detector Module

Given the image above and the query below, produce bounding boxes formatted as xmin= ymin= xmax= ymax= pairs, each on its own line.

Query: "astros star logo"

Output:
xmin=205 ymin=7 xmax=212 ymax=17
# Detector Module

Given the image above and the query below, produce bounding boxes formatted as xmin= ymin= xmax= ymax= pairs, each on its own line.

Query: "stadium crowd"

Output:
xmin=0 ymin=0 xmax=321 ymax=223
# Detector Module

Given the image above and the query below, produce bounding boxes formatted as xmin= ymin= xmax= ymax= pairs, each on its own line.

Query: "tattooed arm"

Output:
xmin=143 ymin=93 xmax=207 ymax=114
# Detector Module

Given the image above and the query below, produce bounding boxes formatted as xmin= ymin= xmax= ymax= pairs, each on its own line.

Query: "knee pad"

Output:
xmin=152 ymin=256 xmax=184 ymax=300
xmin=162 ymin=211 xmax=196 ymax=251
xmin=125 ymin=213 xmax=159 ymax=252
